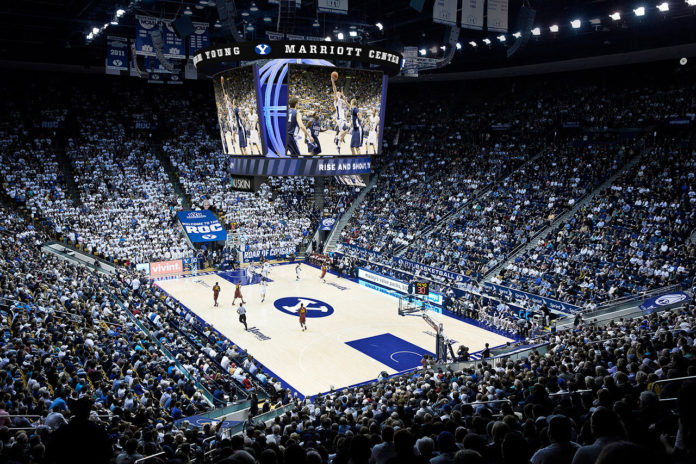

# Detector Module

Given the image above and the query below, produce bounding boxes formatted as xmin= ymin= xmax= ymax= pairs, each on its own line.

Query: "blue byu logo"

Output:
xmin=201 ymin=234 xmax=217 ymax=240
xmin=274 ymin=297 xmax=334 ymax=318
xmin=322 ymin=218 xmax=335 ymax=227
xmin=255 ymin=43 xmax=271 ymax=55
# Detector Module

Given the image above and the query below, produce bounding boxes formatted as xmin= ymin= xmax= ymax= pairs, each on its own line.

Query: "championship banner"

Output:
xmin=433 ymin=0 xmax=457 ymax=26
xmin=461 ymin=0 xmax=484 ymax=31
xmin=318 ymin=0 xmax=349 ymax=14
xmin=106 ymin=36 xmax=128 ymax=71
xmin=189 ymin=22 xmax=210 ymax=56
xmin=135 ymin=15 xmax=185 ymax=58
xmin=193 ymin=41 xmax=403 ymax=75
xmin=487 ymin=0 xmax=509 ymax=32
xmin=229 ymin=156 xmax=371 ymax=177
xmin=319 ymin=217 xmax=336 ymax=231
xmin=177 ymin=210 xmax=228 ymax=243
xmin=401 ymin=46 xmax=419 ymax=77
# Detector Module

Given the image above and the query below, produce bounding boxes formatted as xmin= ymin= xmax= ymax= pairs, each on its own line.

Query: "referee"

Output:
xmin=237 ymin=303 xmax=248 ymax=330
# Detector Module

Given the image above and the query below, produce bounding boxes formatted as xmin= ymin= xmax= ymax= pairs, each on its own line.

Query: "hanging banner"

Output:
xmin=189 ymin=22 xmax=210 ymax=56
xmin=177 ymin=210 xmax=228 ymax=243
xmin=318 ymin=0 xmax=349 ymax=14
xmin=286 ymin=34 xmax=305 ymax=41
xmin=433 ymin=0 xmax=458 ymax=26
xmin=106 ymin=36 xmax=128 ymax=71
xmin=487 ymin=0 xmax=509 ymax=32
xmin=135 ymin=15 xmax=185 ymax=58
xmin=266 ymin=31 xmax=285 ymax=40
xmin=461 ymin=0 xmax=484 ymax=31
xmin=319 ymin=218 xmax=336 ymax=231
xmin=268 ymin=0 xmax=301 ymax=6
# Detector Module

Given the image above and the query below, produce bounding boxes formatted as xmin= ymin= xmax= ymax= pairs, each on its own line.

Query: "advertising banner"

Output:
xmin=177 ymin=210 xmax=228 ymax=243
xmin=150 ymin=259 xmax=183 ymax=277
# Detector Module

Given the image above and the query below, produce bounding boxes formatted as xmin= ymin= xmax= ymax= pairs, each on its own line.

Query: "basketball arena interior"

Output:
xmin=1 ymin=0 xmax=696 ymax=463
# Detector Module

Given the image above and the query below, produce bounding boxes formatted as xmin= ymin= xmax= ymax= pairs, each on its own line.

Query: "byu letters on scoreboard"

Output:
xmin=177 ymin=210 xmax=228 ymax=243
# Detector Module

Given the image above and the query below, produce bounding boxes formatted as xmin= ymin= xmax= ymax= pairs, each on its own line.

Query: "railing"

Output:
xmin=581 ymin=284 xmax=682 ymax=318
xmin=134 ymin=452 xmax=166 ymax=464
xmin=651 ymin=375 xmax=696 ymax=397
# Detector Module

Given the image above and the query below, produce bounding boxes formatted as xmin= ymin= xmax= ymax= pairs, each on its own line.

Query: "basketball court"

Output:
xmin=290 ymin=130 xmax=379 ymax=157
xmin=156 ymin=264 xmax=512 ymax=397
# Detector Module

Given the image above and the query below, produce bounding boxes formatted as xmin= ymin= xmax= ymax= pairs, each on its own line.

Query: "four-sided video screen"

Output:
xmin=212 ymin=65 xmax=266 ymax=156
xmin=286 ymin=64 xmax=385 ymax=157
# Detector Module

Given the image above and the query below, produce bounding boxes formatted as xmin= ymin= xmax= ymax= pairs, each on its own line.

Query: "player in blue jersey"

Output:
xmin=305 ymin=113 xmax=322 ymax=156
xmin=349 ymin=98 xmax=362 ymax=156
xmin=286 ymin=97 xmax=314 ymax=156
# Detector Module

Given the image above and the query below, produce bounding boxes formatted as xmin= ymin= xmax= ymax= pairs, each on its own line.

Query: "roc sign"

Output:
xmin=176 ymin=210 xmax=228 ymax=243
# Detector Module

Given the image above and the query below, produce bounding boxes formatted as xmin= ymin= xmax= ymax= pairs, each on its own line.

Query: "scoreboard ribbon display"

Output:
xmin=177 ymin=210 xmax=227 ymax=243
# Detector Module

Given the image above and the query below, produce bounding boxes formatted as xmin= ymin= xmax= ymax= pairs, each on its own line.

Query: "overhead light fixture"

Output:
xmin=570 ymin=19 xmax=581 ymax=28
xmin=111 ymin=19 xmax=118 ymax=25
xmin=325 ymin=36 xmax=331 ymax=41
xmin=549 ymin=24 xmax=559 ymax=32
xmin=512 ymin=31 xmax=521 ymax=38
xmin=195 ymin=4 xmax=204 ymax=9
xmin=337 ymin=32 xmax=344 ymax=40
xmin=313 ymin=19 xmax=320 ymax=27
xmin=455 ymin=42 xmax=461 ymax=49
xmin=375 ymin=22 xmax=383 ymax=30
xmin=214 ymin=20 xmax=222 ymax=28
xmin=349 ymin=30 xmax=357 ymax=37
xmin=250 ymin=1 xmax=259 ymax=11
xmin=419 ymin=48 xmax=426 ymax=55
xmin=469 ymin=41 xmax=477 ymax=47
xmin=609 ymin=12 xmax=621 ymax=20
xmin=116 ymin=9 xmax=125 ymax=17
xmin=531 ymin=27 xmax=541 ymax=35
xmin=184 ymin=6 xmax=193 ymax=15
xmin=688 ymin=0 xmax=696 ymax=6
xmin=482 ymin=38 xmax=491 ymax=44
xmin=440 ymin=45 xmax=446 ymax=50
xmin=657 ymin=2 xmax=669 ymax=11
xmin=241 ymin=10 xmax=250 ymax=16
xmin=92 ymin=27 xmax=100 ymax=34
xmin=634 ymin=6 xmax=646 ymax=15
xmin=589 ymin=18 xmax=601 ymax=25
xmin=680 ymin=57 xmax=688 ymax=65
xmin=263 ymin=16 xmax=272 ymax=22
xmin=86 ymin=32 xmax=93 ymax=40
xmin=246 ymin=24 xmax=254 ymax=31
xmin=497 ymin=34 xmax=506 ymax=42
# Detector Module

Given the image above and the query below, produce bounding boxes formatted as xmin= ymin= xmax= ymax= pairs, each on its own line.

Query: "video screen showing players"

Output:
xmin=286 ymin=64 xmax=384 ymax=157
xmin=213 ymin=65 xmax=265 ymax=156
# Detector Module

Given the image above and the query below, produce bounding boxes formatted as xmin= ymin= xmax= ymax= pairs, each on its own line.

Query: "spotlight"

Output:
xmin=349 ymin=31 xmax=357 ymax=37
xmin=246 ymin=24 xmax=254 ymax=31
xmin=688 ymin=0 xmax=696 ymax=6
xmin=111 ymin=19 xmax=118 ymax=25
xmin=375 ymin=22 xmax=383 ymax=30
xmin=497 ymin=34 xmax=506 ymax=42
xmin=337 ymin=32 xmax=344 ymax=40
xmin=512 ymin=31 xmax=522 ymax=38
xmin=469 ymin=41 xmax=477 ymax=47
xmin=116 ymin=9 xmax=125 ymax=17
xmin=439 ymin=45 xmax=445 ymax=50
xmin=184 ymin=6 xmax=193 ymax=15
xmin=657 ymin=2 xmax=669 ymax=11
xmin=325 ymin=36 xmax=331 ymax=41
xmin=86 ymin=32 xmax=93 ymax=40
xmin=92 ymin=27 xmax=100 ymax=34
xmin=570 ymin=19 xmax=581 ymax=28
xmin=680 ymin=57 xmax=688 ymax=65
xmin=456 ymin=42 xmax=462 ymax=49
xmin=419 ymin=48 xmax=426 ymax=55
xmin=609 ymin=12 xmax=621 ymax=20
xmin=482 ymin=38 xmax=491 ymax=44
xmin=531 ymin=27 xmax=541 ymax=35
xmin=549 ymin=24 xmax=559 ymax=32
xmin=250 ymin=1 xmax=259 ymax=12
xmin=634 ymin=6 xmax=646 ymax=15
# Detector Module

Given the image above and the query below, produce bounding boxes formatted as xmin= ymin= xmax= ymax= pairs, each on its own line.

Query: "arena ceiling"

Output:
xmin=1 ymin=0 xmax=695 ymax=73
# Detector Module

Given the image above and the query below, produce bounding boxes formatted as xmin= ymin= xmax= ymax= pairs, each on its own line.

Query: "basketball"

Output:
xmin=331 ymin=71 xmax=339 ymax=81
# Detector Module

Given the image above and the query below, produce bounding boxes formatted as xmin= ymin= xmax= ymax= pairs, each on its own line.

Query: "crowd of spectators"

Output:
xmin=499 ymin=137 xmax=696 ymax=306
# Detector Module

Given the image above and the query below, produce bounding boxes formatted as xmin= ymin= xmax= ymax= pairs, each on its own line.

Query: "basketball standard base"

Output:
xmin=155 ymin=264 xmax=512 ymax=397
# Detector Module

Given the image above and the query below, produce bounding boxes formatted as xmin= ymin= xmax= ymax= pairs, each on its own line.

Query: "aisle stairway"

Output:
xmin=151 ymin=142 xmax=192 ymax=210
xmin=54 ymin=137 xmax=81 ymax=206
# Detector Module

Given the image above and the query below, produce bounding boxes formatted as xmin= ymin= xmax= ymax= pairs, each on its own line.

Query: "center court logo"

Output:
xmin=274 ymin=297 xmax=334 ymax=318
xmin=255 ymin=43 xmax=271 ymax=55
